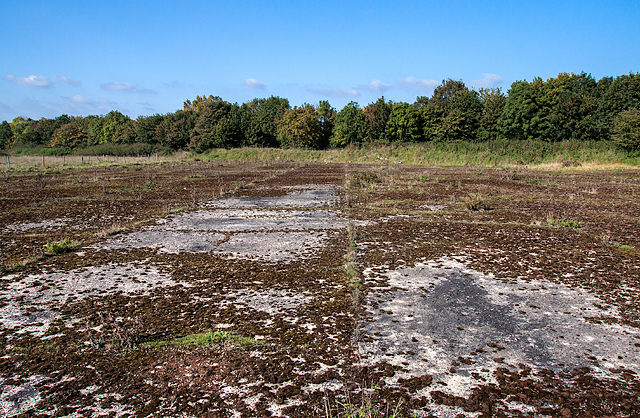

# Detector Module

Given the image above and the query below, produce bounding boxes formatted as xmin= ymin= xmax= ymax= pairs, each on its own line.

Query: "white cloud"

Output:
xmin=53 ymin=75 xmax=81 ymax=86
xmin=307 ymin=88 xmax=360 ymax=98
xmin=467 ymin=73 xmax=503 ymax=89
xmin=98 ymin=97 xmax=118 ymax=106
xmin=357 ymin=79 xmax=393 ymax=94
xmin=242 ymin=78 xmax=266 ymax=90
xmin=70 ymin=94 xmax=93 ymax=104
xmin=398 ymin=77 xmax=439 ymax=92
xmin=101 ymin=82 xmax=155 ymax=94
xmin=5 ymin=74 xmax=53 ymax=88
xmin=101 ymin=81 xmax=135 ymax=92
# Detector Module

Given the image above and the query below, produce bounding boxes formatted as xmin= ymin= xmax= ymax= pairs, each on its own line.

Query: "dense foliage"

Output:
xmin=3 ymin=72 xmax=640 ymax=154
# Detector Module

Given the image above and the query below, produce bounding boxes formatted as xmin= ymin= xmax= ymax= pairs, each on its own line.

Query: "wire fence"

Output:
xmin=3 ymin=153 xmax=186 ymax=170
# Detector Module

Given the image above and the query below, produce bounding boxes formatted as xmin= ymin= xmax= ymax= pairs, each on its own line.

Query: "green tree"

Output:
xmin=385 ymin=102 xmax=422 ymax=142
xmin=156 ymin=111 xmax=196 ymax=150
xmin=363 ymin=97 xmax=393 ymax=143
xmin=240 ymin=96 xmax=290 ymax=147
xmin=184 ymin=95 xmax=223 ymax=112
xmin=101 ymin=111 xmax=132 ymax=144
xmin=331 ymin=102 xmax=366 ymax=147
xmin=135 ymin=114 xmax=165 ymax=144
xmin=50 ymin=123 xmax=88 ymax=149
xmin=430 ymin=79 xmax=468 ymax=110
xmin=439 ymin=90 xmax=483 ymax=142
xmin=478 ymin=88 xmax=507 ymax=141
xmin=596 ymin=73 xmax=640 ymax=140
xmin=10 ymin=117 xmax=30 ymax=143
xmin=277 ymin=105 xmax=323 ymax=149
xmin=87 ymin=117 xmax=105 ymax=146
xmin=189 ymin=99 xmax=243 ymax=151
xmin=0 ymin=121 xmax=13 ymax=149
xmin=499 ymin=79 xmax=552 ymax=141
xmin=435 ymin=109 xmax=469 ymax=142
xmin=612 ymin=108 xmax=640 ymax=151
xmin=416 ymin=103 xmax=442 ymax=141
xmin=545 ymin=72 xmax=599 ymax=141
xmin=316 ymin=100 xmax=336 ymax=149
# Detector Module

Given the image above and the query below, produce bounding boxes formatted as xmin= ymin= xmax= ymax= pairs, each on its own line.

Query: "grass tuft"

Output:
xmin=141 ymin=330 xmax=261 ymax=349
xmin=43 ymin=237 xmax=81 ymax=255
xmin=464 ymin=193 xmax=489 ymax=211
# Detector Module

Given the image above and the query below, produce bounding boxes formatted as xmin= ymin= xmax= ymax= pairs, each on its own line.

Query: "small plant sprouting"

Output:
xmin=464 ymin=193 xmax=488 ymax=211
xmin=141 ymin=330 xmax=261 ymax=349
xmin=43 ymin=238 xmax=81 ymax=255
xmin=545 ymin=217 xmax=581 ymax=229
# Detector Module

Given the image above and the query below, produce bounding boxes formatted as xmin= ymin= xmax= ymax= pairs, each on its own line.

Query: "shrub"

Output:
xmin=43 ymin=238 xmax=81 ymax=255
xmin=613 ymin=108 xmax=640 ymax=151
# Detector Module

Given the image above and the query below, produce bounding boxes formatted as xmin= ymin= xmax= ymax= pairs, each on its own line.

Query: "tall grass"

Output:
xmin=200 ymin=140 xmax=639 ymax=167
xmin=9 ymin=143 xmax=172 ymax=157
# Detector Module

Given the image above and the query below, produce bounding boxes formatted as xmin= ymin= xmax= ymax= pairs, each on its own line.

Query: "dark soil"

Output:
xmin=1 ymin=161 xmax=639 ymax=417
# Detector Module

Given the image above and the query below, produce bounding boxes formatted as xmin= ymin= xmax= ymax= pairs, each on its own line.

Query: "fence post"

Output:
xmin=6 ymin=155 xmax=9 ymax=169
xmin=43 ymin=156 xmax=45 ymax=168
xmin=81 ymin=156 xmax=84 ymax=164
xmin=63 ymin=155 xmax=65 ymax=166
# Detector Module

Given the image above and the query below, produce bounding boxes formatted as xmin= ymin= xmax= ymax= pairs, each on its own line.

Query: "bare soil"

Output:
xmin=1 ymin=160 xmax=639 ymax=417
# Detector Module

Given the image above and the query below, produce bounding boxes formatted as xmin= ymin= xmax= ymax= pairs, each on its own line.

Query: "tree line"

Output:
xmin=1 ymin=72 xmax=639 ymax=154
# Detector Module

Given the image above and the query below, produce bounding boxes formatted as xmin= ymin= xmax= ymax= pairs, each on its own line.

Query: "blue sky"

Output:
xmin=1 ymin=0 xmax=639 ymax=121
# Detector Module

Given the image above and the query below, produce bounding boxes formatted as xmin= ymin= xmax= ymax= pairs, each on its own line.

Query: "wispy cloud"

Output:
xmin=5 ymin=74 xmax=53 ymax=88
xmin=137 ymin=101 xmax=157 ymax=113
xmin=357 ymin=79 xmax=393 ymax=94
xmin=307 ymin=88 xmax=360 ymax=98
xmin=467 ymin=73 xmax=503 ymax=89
xmin=398 ymin=77 xmax=439 ymax=92
xmin=53 ymin=75 xmax=81 ymax=86
xmin=70 ymin=94 xmax=93 ymax=104
xmin=60 ymin=95 xmax=124 ymax=115
xmin=242 ymin=78 xmax=266 ymax=90
xmin=101 ymin=81 xmax=156 ymax=94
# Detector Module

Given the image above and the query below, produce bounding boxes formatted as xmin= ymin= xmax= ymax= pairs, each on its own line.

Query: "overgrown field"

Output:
xmin=0 ymin=160 xmax=639 ymax=417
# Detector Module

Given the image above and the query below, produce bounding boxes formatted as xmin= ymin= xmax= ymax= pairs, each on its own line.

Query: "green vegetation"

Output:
xmin=545 ymin=218 xmax=582 ymax=229
xmin=613 ymin=108 xmax=640 ymax=151
xmin=464 ymin=192 xmax=489 ymax=211
xmin=141 ymin=330 xmax=260 ymax=348
xmin=43 ymin=237 xmax=81 ymax=255
xmin=2 ymin=73 xmax=639 ymax=165
xmin=198 ymin=139 xmax=637 ymax=167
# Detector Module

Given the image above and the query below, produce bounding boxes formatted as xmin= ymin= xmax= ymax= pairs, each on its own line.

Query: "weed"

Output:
xmin=10 ymin=254 xmax=46 ymax=270
xmin=141 ymin=330 xmax=260 ymax=349
xmin=86 ymin=313 xmax=143 ymax=352
xmin=326 ymin=387 xmax=407 ymax=418
xmin=95 ymin=224 xmax=126 ymax=238
xmin=464 ymin=193 xmax=489 ymax=211
xmin=187 ymin=174 xmax=202 ymax=179
xmin=43 ymin=237 xmax=81 ymax=255
xmin=545 ymin=217 xmax=581 ymax=229
xmin=599 ymin=234 xmax=636 ymax=250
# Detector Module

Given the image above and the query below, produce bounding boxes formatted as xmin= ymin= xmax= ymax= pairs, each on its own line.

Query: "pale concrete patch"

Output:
xmin=206 ymin=185 xmax=339 ymax=209
xmin=5 ymin=218 xmax=71 ymax=232
xmin=0 ymin=263 xmax=176 ymax=336
xmin=0 ymin=375 xmax=47 ymax=417
xmin=97 ymin=230 xmax=225 ymax=253
xmin=96 ymin=185 xmax=347 ymax=261
xmin=359 ymin=258 xmax=640 ymax=398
